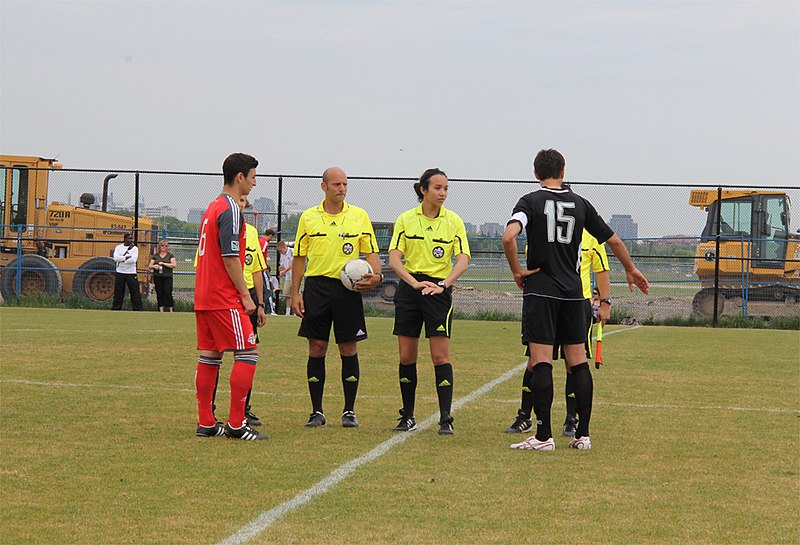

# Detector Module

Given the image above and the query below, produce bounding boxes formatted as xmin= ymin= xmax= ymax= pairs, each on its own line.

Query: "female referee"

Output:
xmin=388 ymin=168 xmax=470 ymax=435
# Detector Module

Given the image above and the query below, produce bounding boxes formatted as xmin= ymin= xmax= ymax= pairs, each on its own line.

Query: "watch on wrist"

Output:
xmin=600 ymin=298 xmax=612 ymax=305
xmin=437 ymin=280 xmax=447 ymax=289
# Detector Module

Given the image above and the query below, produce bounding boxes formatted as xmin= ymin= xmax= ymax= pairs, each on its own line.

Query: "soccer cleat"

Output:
xmin=504 ymin=410 xmax=533 ymax=433
xmin=246 ymin=410 xmax=263 ymax=427
xmin=223 ymin=423 xmax=268 ymax=441
xmin=305 ymin=411 xmax=326 ymax=427
xmin=196 ymin=422 xmax=225 ymax=437
xmin=341 ymin=410 xmax=359 ymax=428
xmin=392 ymin=409 xmax=417 ymax=432
xmin=510 ymin=436 xmax=556 ymax=451
xmin=562 ymin=415 xmax=577 ymax=437
xmin=568 ymin=436 xmax=592 ymax=450
xmin=438 ymin=414 xmax=454 ymax=436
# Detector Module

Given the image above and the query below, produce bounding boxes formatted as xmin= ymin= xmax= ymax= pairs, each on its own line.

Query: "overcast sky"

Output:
xmin=1 ymin=0 xmax=798 ymax=237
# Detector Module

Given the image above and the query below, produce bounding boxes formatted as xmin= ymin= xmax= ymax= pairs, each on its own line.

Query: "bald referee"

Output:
xmin=291 ymin=166 xmax=382 ymax=428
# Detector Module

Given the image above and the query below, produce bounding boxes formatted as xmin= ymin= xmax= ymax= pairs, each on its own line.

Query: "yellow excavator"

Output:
xmin=689 ymin=189 xmax=799 ymax=316
xmin=0 ymin=155 xmax=155 ymax=302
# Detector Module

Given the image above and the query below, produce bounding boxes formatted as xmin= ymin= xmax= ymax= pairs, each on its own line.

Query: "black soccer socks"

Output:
xmin=434 ymin=363 xmax=454 ymax=419
xmin=341 ymin=354 xmax=360 ymax=413
xmin=571 ymin=362 xmax=593 ymax=438
xmin=399 ymin=363 xmax=418 ymax=416
xmin=531 ymin=362 xmax=554 ymax=441
xmin=521 ymin=368 xmax=535 ymax=418
xmin=307 ymin=356 xmax=326 ymax=414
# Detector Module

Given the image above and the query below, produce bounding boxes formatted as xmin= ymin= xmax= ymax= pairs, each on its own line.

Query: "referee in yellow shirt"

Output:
xmin=388 ymin=168 xmax=470 ymax=435
xmin=291 ymin=167 xmax=382 ymax=428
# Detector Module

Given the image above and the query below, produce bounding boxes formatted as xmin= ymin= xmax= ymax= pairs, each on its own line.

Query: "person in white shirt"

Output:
xmin=112 ymin=233 xmax=143 ymax=311
xmin=277 ymin=240 xmax=293 ymax=315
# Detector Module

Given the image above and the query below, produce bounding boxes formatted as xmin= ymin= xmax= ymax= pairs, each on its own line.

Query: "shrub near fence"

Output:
xmin=0 ymin=166 xmax=797 ymax=325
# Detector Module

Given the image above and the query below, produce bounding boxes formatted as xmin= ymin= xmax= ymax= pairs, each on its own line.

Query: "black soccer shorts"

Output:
xmin=392 ymin=275 xmax=453 ymax=339
xmin=298 ymin=276 xmax=368 ymax=343
xmin=522 ymin=294 xmax=586 ymax=347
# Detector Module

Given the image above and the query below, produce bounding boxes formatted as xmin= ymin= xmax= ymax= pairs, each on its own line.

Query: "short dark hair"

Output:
xmin=533 ymin=149 xmax=565 ymax=181
xmin=413 ymin=168 xmax=447 ymax=202
xmin=264 ymin=228 xmax=275 ymax=237
xmin=222 ymin=153 xmax=258 ymax=185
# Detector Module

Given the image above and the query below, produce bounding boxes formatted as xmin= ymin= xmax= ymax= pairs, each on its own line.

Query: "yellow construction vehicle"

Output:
xmin=0 ymin=155 xmax=155 ymax=302
xmin=689 ymin=189 xmax=800 ymax=316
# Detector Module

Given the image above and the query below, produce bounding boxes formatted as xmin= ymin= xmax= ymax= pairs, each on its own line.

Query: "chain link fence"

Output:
xmin=1 ymin=166 xmax=797 ymax=323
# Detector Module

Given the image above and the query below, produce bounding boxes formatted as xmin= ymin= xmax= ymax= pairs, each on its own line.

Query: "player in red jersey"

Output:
xmin=194 ymin=153 xmax=267 ymax=441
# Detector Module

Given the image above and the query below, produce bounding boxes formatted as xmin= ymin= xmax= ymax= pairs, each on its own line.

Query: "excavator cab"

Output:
xmin=690 ymin=189 xmax=799 ymax=316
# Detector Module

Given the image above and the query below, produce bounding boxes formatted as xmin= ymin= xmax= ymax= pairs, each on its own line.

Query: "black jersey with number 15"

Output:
xmin=509 ymin=187 xmax=614 ymax=300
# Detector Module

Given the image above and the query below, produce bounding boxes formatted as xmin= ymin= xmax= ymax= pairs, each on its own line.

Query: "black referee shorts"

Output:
xmin=393 ymin=274 xmax=453 ymax=339
xmin=521 ymin=294 xmax=586 ymax=347
xmin=298 ymin=276 xmax=367 ymax=344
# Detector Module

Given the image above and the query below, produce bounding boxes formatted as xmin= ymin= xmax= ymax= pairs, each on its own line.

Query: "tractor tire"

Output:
xmin=692 ymin=288 xmax=725 ymax=317
xmin=0 ymin=255 xmax=63 ymax=299
xmin=380 ymin=280 xmax=399 ymax=302
xmin=72 ymin=257 xmax=116 ymax=303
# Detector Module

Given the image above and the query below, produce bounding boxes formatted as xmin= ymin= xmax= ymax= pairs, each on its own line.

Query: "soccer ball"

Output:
xmin=340 ymin=259 xmax=373 ymax=291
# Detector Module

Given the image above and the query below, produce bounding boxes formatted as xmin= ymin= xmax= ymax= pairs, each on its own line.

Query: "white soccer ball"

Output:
xmin=340 ymin=259 xmax=373 ymax=291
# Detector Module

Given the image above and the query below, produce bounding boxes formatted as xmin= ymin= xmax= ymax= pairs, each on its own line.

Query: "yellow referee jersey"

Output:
xmin=244 ymin=222 xmax=266 ymax=289
xmin=389 ymin=204 xmax=471 ymax=279
xmin=580 ymin=230 xmax=610 ymax=299
xmin=295 ymin=201 xmax=378 ymax=279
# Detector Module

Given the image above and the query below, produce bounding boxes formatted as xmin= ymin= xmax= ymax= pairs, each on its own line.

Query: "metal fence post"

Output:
xmin=712 ymin=186 xmax=722 ymax=326
xmin=276 ymin=175 xmax=284 ymax=266
xmin=134 ymin=172 xmax=141 ymax=244
xmin=14 ymin=224 xmax=23 ymax=296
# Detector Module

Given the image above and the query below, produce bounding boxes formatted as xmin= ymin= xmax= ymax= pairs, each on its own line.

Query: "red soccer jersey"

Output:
xmin=195 ymin=194 xmax=246 ymax=310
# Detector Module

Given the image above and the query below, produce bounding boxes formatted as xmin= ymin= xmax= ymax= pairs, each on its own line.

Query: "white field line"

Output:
xmin=215 ymin=361 xmax=529 ymax=545
xmin=1 ymin=379 xmax=791 ymax=415
xmin=215 ymin=326 xmax=646 ymax=545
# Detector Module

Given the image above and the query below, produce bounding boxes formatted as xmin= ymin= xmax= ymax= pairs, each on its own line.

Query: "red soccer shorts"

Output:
xmin=196 ymin=308 xmax=257 ymax=352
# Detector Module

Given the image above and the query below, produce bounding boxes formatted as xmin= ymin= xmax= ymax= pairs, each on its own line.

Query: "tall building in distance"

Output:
xmin=464 ymin=222 xmax=477 ymax=234
xmin=250 ymin=196 xmax=277 ymax=232
xmin=608 ymin=214 xmax=639 ymax=241
xmin=187 ymin=208 xmax=205 ymax=224
xmin=479 ymin=222 xmax=504 ymax=236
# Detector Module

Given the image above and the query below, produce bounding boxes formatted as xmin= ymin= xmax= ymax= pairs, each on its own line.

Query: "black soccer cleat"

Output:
xmin=305 ymin=411 xmax=326 ymax=427
xmin=504 ymin=410 xmax=533 ymax=433
xmin=562 ymin=415 xmax=577 ymax=437
xmin=245 ymin=410 xmax=263 ymax=427
xmin=392 ymin=408 xmax=417 ymax=432
xmin=341 ymin=410 xmax=360 ymax=428
xmin=196 ymin=422 xmax=225 ymax=437
xmin=224 ymin=422 xmax=268 ymax=441
xmin=438 ymin=414 xmax=454 ymax=436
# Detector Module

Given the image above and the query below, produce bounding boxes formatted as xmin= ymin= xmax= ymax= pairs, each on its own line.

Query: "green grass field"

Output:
xmin=1 ymin=308 xmax=798 ymax=545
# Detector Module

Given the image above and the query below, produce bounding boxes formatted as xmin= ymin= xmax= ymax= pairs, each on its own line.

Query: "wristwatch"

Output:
xmin=378 ymin=272 xmax=385 ymax=281
xmin=437 ymin=280 xmax=447 ymax=289
xmin=600 ymin=298 xmax=612 ymax=305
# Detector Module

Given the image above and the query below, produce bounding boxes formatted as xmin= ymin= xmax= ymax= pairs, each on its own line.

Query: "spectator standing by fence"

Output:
xmin=148 ymin=240 xmax=176 ymax=312
xmin=112 ymin=233 xmax=143 ymax=311
xmin=277 ymin=240 xmax=293 ymax=315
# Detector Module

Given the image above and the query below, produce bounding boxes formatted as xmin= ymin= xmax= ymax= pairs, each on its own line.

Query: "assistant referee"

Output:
xmin=388 ymin=168 xmax=470 ymax=436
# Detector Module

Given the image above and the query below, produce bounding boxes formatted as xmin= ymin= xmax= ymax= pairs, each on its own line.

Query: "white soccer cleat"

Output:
xmin=568 ymin=436 xmax=592 ymax=450
xmin=510 ymin=435 xmax=555 ymax=451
